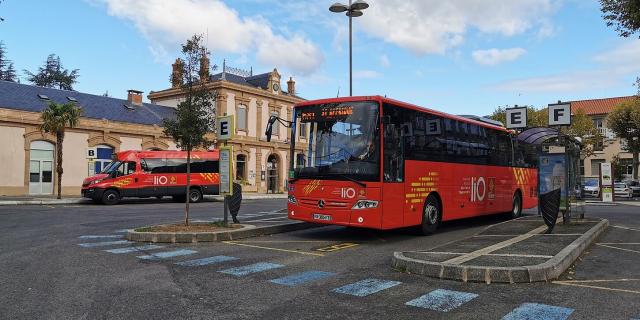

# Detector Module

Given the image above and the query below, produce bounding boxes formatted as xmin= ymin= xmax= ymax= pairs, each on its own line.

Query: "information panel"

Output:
xmin=219 ymin=146 xmax=233 ymax=196
xmin=601 ymin=162 xmax=613 ymax=202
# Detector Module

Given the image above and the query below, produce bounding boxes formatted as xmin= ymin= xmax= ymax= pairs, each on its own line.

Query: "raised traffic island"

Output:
xmin=392 ymin=216 xmax=609 ymax=283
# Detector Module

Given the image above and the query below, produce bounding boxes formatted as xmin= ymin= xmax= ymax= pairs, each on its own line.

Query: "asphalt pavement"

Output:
xmin=0 ymin=200 xmax=639 ymax=319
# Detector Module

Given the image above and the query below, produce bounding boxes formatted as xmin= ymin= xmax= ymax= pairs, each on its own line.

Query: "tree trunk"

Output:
xmin=185 ymin=149 xmax=191 ymax=226
xmin=634 ymin=152 xmax=639 ymax=180
xmin=56 ymin=131 xmax=64 ymax=199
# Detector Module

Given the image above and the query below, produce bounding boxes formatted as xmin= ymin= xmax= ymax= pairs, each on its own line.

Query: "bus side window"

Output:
xmin=383 ymin=103 xmax=404 ymax=182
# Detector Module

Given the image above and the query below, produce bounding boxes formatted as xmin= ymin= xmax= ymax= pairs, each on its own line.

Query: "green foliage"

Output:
xmin=562 ymin=108 xmax=603 ymax=159
xmin=607 ymin=97 xmax=640 ymax=178
xmin=611 ymin=155 xmax=627 ymax=181
xmin=0 ymin=41 xmax=17 ymax=82
xmin=600 ymin=0 xmax=640 ymax=38
xmin=24 ymin=54 xmax=79 ymax=90
xmin=40 ymin=101 xmax=82 ymax=199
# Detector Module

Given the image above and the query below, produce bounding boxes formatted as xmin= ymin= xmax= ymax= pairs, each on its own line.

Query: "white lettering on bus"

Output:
xmin=154 ymin=176 xmax=168 ymax=185
xmin=471 ymin=177 xmax=486 ymax=202
xmin=341 ymin=188 xmax=356 ymax=199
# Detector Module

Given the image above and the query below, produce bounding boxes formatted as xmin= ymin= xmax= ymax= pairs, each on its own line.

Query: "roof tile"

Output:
xmin=570 ymin=96 xmax=638 ymax=115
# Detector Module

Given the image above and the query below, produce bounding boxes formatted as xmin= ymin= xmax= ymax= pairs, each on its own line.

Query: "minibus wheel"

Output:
xmin=189 ymin=188 xmax=203 ymax=203
xmin=510 ymin=191 xmax=522 ymax=219
xmin=102 ymin=189 xmax=120 ymax=205
xmin=420 ymin=194 xmax=441 ymax=235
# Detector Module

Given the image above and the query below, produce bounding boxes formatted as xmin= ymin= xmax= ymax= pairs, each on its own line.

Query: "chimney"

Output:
xmin=171 ymin=58 xmax=184 ymax=88
xmin=287 ymin=77 xmax=296 ymax=95
xmin=199 ymin=55 xmax=210 ymax=83
xmin=127 ymin=90 xmax=143 ymax=106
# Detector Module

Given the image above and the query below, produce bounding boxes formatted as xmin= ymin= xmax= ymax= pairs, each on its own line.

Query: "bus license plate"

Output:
xmin=313 ymin=213 xmax=332 ymax=221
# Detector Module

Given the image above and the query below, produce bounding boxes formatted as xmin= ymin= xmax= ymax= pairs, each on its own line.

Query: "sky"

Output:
xmin=1 ymin=0 xmax=639 ymax=116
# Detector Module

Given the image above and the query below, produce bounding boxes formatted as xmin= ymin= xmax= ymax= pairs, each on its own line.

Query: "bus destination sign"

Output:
xmin=301 ymin=105 xmax=354 ymax=121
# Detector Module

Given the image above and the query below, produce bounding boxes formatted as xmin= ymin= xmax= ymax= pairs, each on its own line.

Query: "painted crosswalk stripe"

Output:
xmin=175 ymin=256 xmax=238 ymax=267
xmin=219 ymin=262 xmax=284 ymax=276
xmin=406 ymin=289 xmax=478 ymax=312
xmin=137 ymin=249 xmax=197 ymax=260
xmin=104 ymin=245 xmax=165 ymax=254
xmin=114 ymin=229 xmax=130 ymax=233
xmin=332 ymin=279 xmax=402 ymax=297
xmin=78 ymin=235 xmax=123 ymax=239
xmin=270 ymin=271 xmax=335 ymax=287
xmin=502 ymin=303 xmax=574 ymax=320
xmin=78 ymin=240 xmax=132 ymax=248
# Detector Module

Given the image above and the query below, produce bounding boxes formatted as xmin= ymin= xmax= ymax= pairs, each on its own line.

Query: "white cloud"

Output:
xmin=354 ymin=70 xmax=382 ymax=79
xmin=359 ymin=0 xmax=559 ymax=55
xmin=98 ymin=0 xmax=323 ymax=75
xmin=495 ymin=40 xmax=640 ymax=92
xmin=472 ymin=48 xmax=527 ymax=66
xmin=380 ymin=54 xmax=391 ymax=68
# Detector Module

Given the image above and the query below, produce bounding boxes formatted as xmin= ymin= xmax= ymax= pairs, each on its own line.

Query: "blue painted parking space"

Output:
xmin=502 ymin=303 xmax=574 ymax=320
xmin=137 ymin=249 xmax=198 ymax=260
xmin=175 ymin=255 xmax=238 ymax=267
xmin=269 ymin=271 xmax=335 ymax=287
xmin=219 ymin=262 xmax=284 ymax=276
xmin=332 ymin=279 xmax=402 ymax=297
xmin=104 ymin=244 xmax=165 ymax=254
xmin=78 ymin=240 xmax=132 ymax=248
xmin=405 ymin=288 xmax=479 ymax=312
xmin=78 ymin=235 xmax=123 ymax=239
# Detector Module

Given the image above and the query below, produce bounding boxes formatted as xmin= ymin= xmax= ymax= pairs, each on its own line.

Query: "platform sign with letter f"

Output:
xmin=548 ymin=103 xmax=571 ymax=126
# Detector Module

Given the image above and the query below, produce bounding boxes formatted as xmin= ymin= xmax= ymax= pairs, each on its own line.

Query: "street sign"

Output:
xmin=601 ymin=162 xmax=613 ymax=202
xmin=505 ymin=107 xmax=527 ymax=129
xmin=219 ymin=146 xmax=233 ymax=196
xmin=216 ymin=115 xmax=234 ymax=141
xmin=86 ymin=147 xmax=97 ymax=159
xmin=548 ymin=103 xmax=571 ymax=126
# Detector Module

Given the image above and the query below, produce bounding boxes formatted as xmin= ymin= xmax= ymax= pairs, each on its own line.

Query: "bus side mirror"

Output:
xmin=265 ymin=116 xmax=277 ymax=142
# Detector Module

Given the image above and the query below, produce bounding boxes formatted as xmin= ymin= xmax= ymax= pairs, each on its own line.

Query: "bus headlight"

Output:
xmin=90 ymin=179 xmax=104 ymax=185
xmin=288 ymin=195 xmax=297 ymax=204
xmin=352 ymin=200 xmax=378 ymax=210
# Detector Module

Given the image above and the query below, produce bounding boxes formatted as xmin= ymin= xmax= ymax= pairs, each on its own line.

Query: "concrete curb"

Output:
xmin=0 ymin=194 xmax=287 ymax=206
xmin=391 ymin=219 xmax=609 ymax=284
xmin=126 ymin=221 xmax=322 ymax=243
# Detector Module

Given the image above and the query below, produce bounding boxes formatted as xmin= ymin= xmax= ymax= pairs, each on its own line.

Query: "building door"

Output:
xmin=29 ymin=141 xmax=54 ymax=195
xmin=267 ymin=154 xmax=279 ymax=193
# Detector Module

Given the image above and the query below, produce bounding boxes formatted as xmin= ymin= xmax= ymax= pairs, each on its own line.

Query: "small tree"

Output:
xmin=24 ymin=54 xmax=79 ymax=90
xmin=162 ymin=35 xmax=216 ymax=226
xmin=607 ymin=98 xmax=640 ymax=179
xmin=562 ymin=108 xmax=603 ymax=160
xmin=40 ymin=102 xmax=82 ymax=199
xmin=0 ymin=41 xmax=17 ymax=82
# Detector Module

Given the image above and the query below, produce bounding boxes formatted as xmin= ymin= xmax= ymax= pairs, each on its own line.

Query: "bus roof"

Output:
xmin=115 ymin=150 xmax=220 ymax=161
xmin=294 ymin=95 xmax=509 ymax=132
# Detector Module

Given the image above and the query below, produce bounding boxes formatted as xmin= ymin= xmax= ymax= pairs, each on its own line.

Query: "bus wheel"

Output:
xmin=510 ymin=192 xmax=523 ymax=219
xmin=189 ymin=188 xmax=203 ymax=203
xmin=420 ymin=195 xmax=441 ymax=235
xmin=101 ymin=190 xmax=120 ymax=205
xmin=155 ymin=196 xmax=163 ymax=200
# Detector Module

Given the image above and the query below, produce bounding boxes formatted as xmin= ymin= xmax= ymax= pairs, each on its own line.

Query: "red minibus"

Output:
xmin=280 ymin=96 xmax=538 ymax=234
xmin=81 ymin=150 xmax=220 ymax=205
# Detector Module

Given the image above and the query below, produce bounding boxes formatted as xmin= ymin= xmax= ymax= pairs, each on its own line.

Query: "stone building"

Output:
xmin=570 ymin=95 xmax=638 ymax=178
xmin=149 ymin=60 xmax=307 ymax=193
xmin=0 ymin=80 xmax=178 ymax=196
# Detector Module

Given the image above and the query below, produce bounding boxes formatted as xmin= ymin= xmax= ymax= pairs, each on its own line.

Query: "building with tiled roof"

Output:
xmin=0 ymin=80 xmax=180 ymax=196
xmin=568 ymin=95 xmax=639 ymax=179
xmin=148 ymin=59 xmax=307 ymax=193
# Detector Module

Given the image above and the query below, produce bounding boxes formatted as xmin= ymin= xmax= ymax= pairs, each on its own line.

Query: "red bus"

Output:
xmin=280 ymin=96 xmax=537 ymax=234
xmin=81 ymin=150 xmax=220 ymax=205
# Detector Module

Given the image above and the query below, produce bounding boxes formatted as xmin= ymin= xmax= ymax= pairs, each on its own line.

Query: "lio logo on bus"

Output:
xmin=154 ymin=176 xmax=168 ymax=185
xmin=332 ymin=187 xmax=356 ymax=199
xmin=470 ymin=177 xmax=496 ymax=202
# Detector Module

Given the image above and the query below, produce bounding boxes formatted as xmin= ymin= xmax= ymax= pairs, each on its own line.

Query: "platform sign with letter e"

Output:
xmin=216 ymin=115 xmax=234 ymax=141
xmin=506 ymin=107 xmax=527 ymax=129
xmin=548 ymin=103 xmax=571 ymax=126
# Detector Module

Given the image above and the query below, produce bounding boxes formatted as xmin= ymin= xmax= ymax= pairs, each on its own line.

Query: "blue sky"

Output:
xmin=1 ymin=0 xmax=639 ymax=116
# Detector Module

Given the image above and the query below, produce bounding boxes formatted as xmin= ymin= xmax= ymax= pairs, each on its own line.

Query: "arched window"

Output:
xmin=296 ymin=153 xmax=306 ymax=167
xmin=236 ymin=154 xmax=247 ymax=181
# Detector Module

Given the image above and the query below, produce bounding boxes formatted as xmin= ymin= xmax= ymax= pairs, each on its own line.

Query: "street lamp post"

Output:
xmin=329 ymin=0 xmax=369 ymax=97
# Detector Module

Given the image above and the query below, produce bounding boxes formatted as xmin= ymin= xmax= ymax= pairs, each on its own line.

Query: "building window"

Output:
xmin=593 ymin=137 xmax=604 ymax=152
xmin=237 ymin=105 xmax=247 ymax=131
xmin=271 ymin=111 xmax=279 ymax=135
xmin=593 ymin=118 xmax=603 ymax=128
xmin=591 ymin=159 xmax=605 ymax=176
xmin=236 ymin=154 xmax=247 ymax=181
xmin=299 ymin=122 xmax=307 ymax=138
xmin=579 ymin=159 xmax=585 ymax=176
xmin=296 ymin=153 xmax=306 ymax=167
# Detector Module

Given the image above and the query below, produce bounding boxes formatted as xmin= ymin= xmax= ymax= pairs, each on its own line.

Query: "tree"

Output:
xmin=24 ymin=54 xmax=79 ymax=90
xmin=0 ymin=41 xmax=17 ymax=82
xmin=562 ymin=108 xmax=603 ymax=160
xmin=40 ymin=102 xmax=82 ymax=199
xmin=162 ymin=34 xmax=216 ymax=226
xmin=607 ymin=97 xmax=640 ymax=179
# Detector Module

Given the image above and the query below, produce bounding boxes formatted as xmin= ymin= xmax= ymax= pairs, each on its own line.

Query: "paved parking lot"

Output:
xmin=0 ymin=200 xmax=639 ymax=319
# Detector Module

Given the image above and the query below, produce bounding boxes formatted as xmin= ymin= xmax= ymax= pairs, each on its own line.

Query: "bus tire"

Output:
xmin=509 ymin=191 xmax=523 ymax=219
xmin=420 ymin=195 xmax=441 ymax=235
xmin=189 ymin=188 xmax=203 ymax=203
xmin=101 ymin=189 xmax=120 ymax=205
xmin=155 ymin=196 xmax=163 ymax=200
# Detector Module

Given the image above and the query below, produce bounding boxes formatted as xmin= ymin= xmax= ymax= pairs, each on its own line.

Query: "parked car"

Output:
xmin=582 ymin=179 xmax=600 ymax=198
xmin=623 ymin=179 xmax=640 ymax=197
xmin=614 ymin=182 xmax=634 ymax=199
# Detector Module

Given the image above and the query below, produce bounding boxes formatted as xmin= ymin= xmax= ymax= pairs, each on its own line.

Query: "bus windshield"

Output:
xmin=100 ymin=161 xmax=120 ymax=174
xmin=291 ymin=101 xmax=380 ymax=182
